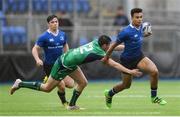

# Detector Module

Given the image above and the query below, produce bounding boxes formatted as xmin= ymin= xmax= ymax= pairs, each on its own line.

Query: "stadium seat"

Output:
xmin=0 ymin=11 xmax=6 ymax=26
xmin=81 ymin=0 xmax=91 ymax=13
xmin=14 ymin=26 xmax=27 ymax=44
xmin=51 ymin=0 xmax=59 ymax=13
xmin=77 ymin=0 xmax=91 ymax=13
xmin=32 ymin=0 xmax=48 ymax=14
xmin=18 ymin=0 xmax=29 ymax=13
xmin=58 ymin=0 xmax=67 ymax=12
xmin=2 ymin=27 xmax=11 ymax=45
xmin=3 ymin=0 xmax=29 ymax=13
xmin=66 ymin=0 xmax=73 ymax=13
xmin=2 ymin=26 xmax=27 ymax=45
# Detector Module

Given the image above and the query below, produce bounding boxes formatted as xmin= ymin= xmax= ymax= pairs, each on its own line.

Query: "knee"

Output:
xmin=65 ymin=80 xmax=75 ymax=89
xmin=79 ymin=80 xmax=88 ymax=88
xmin=43 ymin=87 xmax=53 ymax=93
xmin=150 ymin=69 xmax=159 ymax=77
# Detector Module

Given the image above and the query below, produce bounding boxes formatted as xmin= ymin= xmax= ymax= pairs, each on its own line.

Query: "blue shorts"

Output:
xmin=120 ymin=53 xmax=145 ymax=70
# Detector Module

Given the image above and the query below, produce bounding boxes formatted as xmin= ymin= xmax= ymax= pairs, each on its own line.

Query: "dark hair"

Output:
xmin=131 ymin=8 xmax=142 ymax=17
xmin=98 ymin=35 xmax=111 ymax=47
xmin=47 ymin=15 xmax=58 ymax=23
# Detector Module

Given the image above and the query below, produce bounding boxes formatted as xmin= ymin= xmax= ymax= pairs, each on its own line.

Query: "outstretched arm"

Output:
xmin=102 ymin=58 xmax=142 ymax=77
xmin=114 ymin=44 xmax=124 ymax=51
xmin=102 ymin=42 xmax=119 ymax=63
xmin=106 ymin=42 xmax=119 ymax=58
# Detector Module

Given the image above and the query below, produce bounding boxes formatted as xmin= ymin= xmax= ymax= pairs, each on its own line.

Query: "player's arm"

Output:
xmin=32 ymin=45 xmax=43 ymax=66
xmin=63 ymin=43 xmax=69 ymax=53
xmin=102 ymin=42 xmax=119 ymax=63
xmin=102 ymin=58 xmax=142 ymax=77
xmin=114 ymin=44 xmax=124 ymax=51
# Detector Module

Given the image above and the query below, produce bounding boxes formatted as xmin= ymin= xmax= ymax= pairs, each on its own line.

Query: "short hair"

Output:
xmin=47 ymin=15 xmax=58 ymax=23
xmin=131 ymin=8 xmax=143 ymax=17
xmin=98 ymin=35 xmax=111 ymax=47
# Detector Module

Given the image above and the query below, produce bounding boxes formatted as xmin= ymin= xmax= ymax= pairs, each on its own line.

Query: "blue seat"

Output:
xmin=82 ymin=0 xmax=91 ymax=13
xmin=13 ymin=26 xmax=27 ymax=44
xmin=18 ymin=0 xmax=29 ymax=13
xmin=65 ymin=0 xmax=73 ymax=13
xmin=0 ymin=11 xmax=6 ymax=26
xmin=51 ymin=0 xmax=59 ymax=13
xmin=76 ymin=0 xmax=91 ymax=13
xmin=59 ymin=0 xmax=67 ymax=12
xmin=32 ymin=0 xmax=48 ymax=14
xmin=2 ymin=27 xmax=12 ymax=45
xmin=2 ymin=26 xmax=27 ymax=45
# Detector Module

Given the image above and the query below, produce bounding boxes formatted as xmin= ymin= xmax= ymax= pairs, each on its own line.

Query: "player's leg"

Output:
xmin=105 ymin=73 xmax=132 ymax=108
xmin=56 ymin=80 xmax=69 ymax=106
xmin=68 ymin=67 xmax=88 ymax=109
xmin=137 ymin=57 xmax=167 ymax=105
xmin=63 ymin=76 xmax=75 ymax=88
xmin=56 ymin=76 xmax=75 ymax=106
xmin=10 ymin=76 xmax=59 ymax=95
xmin=43 ymin=64 xmax=73 ymax=107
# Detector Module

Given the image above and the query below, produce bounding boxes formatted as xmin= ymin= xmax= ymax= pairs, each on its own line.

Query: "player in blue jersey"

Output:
xmin=103 ymin=8 xmax=167 ymax=108
xmin=32 ymin=15 xmax=74 ymax=107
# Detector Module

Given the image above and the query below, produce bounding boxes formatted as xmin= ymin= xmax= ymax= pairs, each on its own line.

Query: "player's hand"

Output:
xmin=101 ymin=56 xmax=110 ymax=64
xmin=36 ymin=59 xmax=43 ymax=67
xmin=130 ymin=69 xmax=142 ymax=77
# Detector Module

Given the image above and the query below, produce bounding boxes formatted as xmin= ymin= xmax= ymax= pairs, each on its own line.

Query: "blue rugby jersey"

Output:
xmin=35 ymin=29 xmax=67 ymax=65
xmin=116 ymin=24 xmax=143 ymax=59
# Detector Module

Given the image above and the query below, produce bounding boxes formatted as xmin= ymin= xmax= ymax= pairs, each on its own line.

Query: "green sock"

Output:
xmin=69 ymin=89 xmax=81 ymax=106
xmin=57 ymin=91 xmax=67 ymax=104
xmin=19 ymin=82 xmax=41 ymax=91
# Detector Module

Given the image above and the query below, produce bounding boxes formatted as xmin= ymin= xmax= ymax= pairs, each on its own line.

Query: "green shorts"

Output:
xmin=50 ymin=58 xmax=77 ymax=81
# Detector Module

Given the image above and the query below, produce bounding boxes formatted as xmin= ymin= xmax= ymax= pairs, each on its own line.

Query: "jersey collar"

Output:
xmin=130 ymin=23 xmax=141 ymax=31
xmin=47 ymin=29 xmax=59 ymax=36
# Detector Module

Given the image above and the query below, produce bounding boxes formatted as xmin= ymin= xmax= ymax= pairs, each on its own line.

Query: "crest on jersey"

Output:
xmin=60 ymin=36 xmax=64 ymax=41
xmin=134 ymin=34 xmax=138 ymax=38
xmin=49 ymin=38 xmax=54 ymax=42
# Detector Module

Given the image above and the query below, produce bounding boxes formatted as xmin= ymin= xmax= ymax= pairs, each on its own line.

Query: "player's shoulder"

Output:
xmin=58 ymin=30 xmax=66 ymax=35
xmin=38 ymin=31 xmax=49 ymax=39
xmin=118 ymin=25 xmax=130 ymax=35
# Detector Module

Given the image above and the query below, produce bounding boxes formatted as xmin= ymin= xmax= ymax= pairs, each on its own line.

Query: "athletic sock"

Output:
xmin=19 ymin=82 xmax=41 ymax=91
xmin=57 ymin=91 xmax=67 ymax=104
xmin=151 ymin=87 xmax=157 ymax=98
xmin=69 ymin=89 xmax=81 ymax=106
xmin=108 ymin=88 xmax=118 ymax=97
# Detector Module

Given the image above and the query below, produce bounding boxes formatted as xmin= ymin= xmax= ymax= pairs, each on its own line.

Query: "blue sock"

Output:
xmin=108 ymin=88 xmax=117 ymax=97
xmin=151 ymin=87 xmax=157 ymax=98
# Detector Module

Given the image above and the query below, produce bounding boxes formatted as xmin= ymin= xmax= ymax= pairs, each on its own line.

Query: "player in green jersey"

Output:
xmin=10 ymin=35 xmax=142 ymax=110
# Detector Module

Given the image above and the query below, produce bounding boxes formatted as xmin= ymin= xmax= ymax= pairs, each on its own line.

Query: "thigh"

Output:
xmin=69 ymin=67 xmax=87 ymax=84
xmin=137 ymin=57 xmax=158 ymax=73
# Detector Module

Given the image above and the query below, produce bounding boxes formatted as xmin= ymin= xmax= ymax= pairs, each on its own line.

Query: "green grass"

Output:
xmin=0 ymin=81 xmax=180 ymax=116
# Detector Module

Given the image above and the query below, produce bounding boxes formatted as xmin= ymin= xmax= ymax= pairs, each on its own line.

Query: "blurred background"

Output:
xmin=0 ymin=0 xmax=180 ymax=82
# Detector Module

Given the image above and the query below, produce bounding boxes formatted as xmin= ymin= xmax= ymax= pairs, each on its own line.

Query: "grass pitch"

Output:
xmin=0 ymin=80 xmax=180 ymax=116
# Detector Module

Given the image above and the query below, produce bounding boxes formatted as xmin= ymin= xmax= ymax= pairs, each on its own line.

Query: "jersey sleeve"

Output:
xmin=35 ymin=34 xmax=45 ymax=47
xmin=116 ymin=30 xmax=127 ymax=44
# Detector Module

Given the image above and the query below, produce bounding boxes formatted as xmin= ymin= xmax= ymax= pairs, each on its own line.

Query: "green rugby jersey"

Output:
xmin=60 ymin=39 xmax=106 ymax=68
